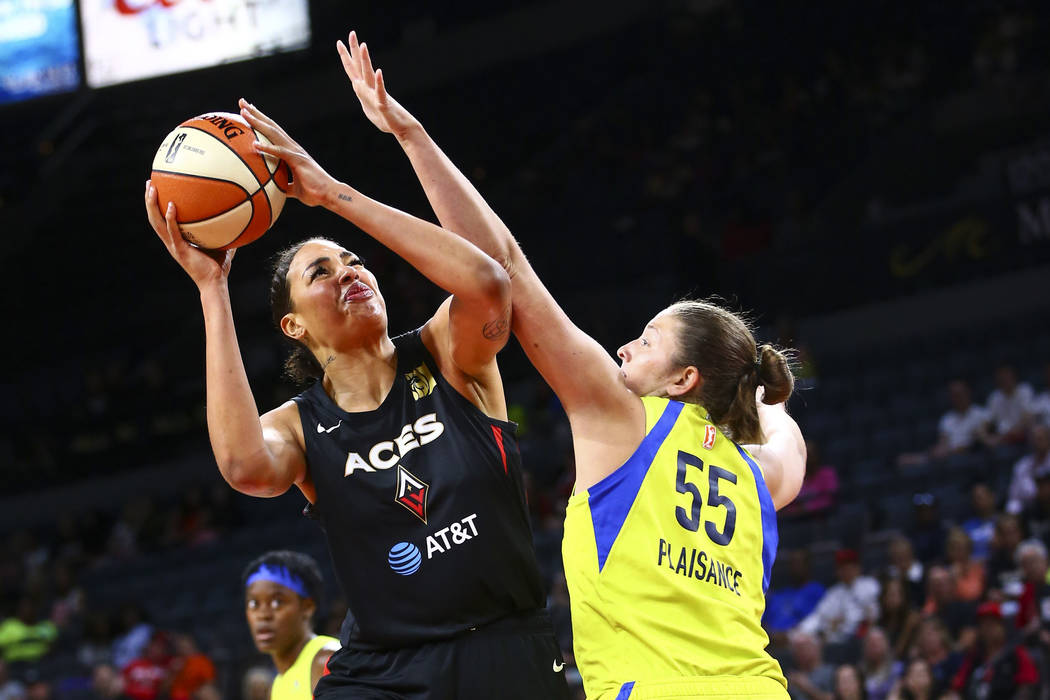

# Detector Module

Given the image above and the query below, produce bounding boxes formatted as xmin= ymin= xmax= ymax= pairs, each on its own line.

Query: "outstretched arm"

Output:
xmin=338 ymin=32 xmax=516 ymax=272
xmin=238 ymin=100 xmax=511 ymax=378
xmin=337 ymin=34 xmax=640 ymax=434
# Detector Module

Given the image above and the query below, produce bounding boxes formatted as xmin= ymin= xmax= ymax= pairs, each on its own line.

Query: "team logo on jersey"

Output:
xmin=395 ymin=466 xmax=430 ymax=523
xmin=343 ymin=414 xmax=445 ymax=476
xmin=388 ymin=542 xmax=422 ymax=575
xmin=702 ymin=425 xmax=717 ymax=450
xmin=405 ymin=363 xmax=437 ymax=400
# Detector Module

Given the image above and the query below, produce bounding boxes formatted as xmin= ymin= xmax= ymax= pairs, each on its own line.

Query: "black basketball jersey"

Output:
xmin=293 ymin=329 xmax=545 ymax=650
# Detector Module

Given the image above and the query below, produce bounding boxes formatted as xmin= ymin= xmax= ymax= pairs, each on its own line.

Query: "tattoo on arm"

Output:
xmin=337 ymin=193 xmax=352 ymax=202
xmin=321 ymin=355 xmax=336 ymax=371
xmin=482 ymin=309 xmax=510 ymax=340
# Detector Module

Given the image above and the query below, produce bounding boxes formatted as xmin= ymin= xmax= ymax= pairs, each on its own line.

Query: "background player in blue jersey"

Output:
xmin=341 ymin=31 xmax=808 ymax=698
xmin=145 ymin=90 xmax=569 ymax=697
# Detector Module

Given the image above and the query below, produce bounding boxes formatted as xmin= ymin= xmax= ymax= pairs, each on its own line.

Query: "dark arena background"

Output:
xmin=2 ymin=1 xmax=1050 ymax=698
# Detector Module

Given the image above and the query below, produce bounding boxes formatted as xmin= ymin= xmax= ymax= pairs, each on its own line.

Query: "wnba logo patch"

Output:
xmin=388 ymin=542 xmax=422 ymax=575
xmin=702 ymin=425 xmax=717 ymax=450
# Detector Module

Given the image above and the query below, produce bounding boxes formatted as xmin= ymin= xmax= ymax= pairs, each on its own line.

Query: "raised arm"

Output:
xmin=744 ymin=393 xmax=806 ymax=510
xmin=237 ymin=100 xmax=511 ymax=378
xmin=336 ymin=33 xmax=641 ymax=436
xmin=145 ymin=183 xmax=306 ymax=498
xmin=338 ymin=33 xmax=516 ymax=272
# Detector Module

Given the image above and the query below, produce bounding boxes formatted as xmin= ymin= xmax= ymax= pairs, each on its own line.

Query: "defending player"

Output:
xmin=145 ymin=96 xmax=570 ymax=697
xmin=341 ymin=31 xmax=806 ymax=699
xmin=243 ymin=551 xmax=339 ymax=699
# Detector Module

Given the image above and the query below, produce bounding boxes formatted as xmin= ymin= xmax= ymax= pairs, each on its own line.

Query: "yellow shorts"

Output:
xmin=597 ymin=675 xmax=789 ymax=700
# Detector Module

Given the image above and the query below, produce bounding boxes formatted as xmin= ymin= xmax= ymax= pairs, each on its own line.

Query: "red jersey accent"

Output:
xmin=491 ymin=425 xmax=507 ymax=473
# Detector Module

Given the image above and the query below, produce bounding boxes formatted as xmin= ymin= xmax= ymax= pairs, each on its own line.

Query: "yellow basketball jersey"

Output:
xmin=270 ymin=635 xmax=340 ymax=700
xmin=563 ymin=397 xmax=786 ymax=700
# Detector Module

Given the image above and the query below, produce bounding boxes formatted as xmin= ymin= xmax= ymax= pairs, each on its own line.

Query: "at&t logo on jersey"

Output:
xmin=385 ymin=514 xmax=480 ymax=576
xmin=343 ymin=413 xmax=445 ymax=475
xmin=388 ymin=542 xmax=422 ymax=575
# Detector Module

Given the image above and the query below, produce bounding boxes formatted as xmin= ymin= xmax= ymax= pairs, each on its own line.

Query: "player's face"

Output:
xmin=245 ymin=580 xmax=314 ymax=657
xmin=616 ymin=311 xmax=685 ymax=397
xmin=285 ymin=240 xmax=388 ymax=347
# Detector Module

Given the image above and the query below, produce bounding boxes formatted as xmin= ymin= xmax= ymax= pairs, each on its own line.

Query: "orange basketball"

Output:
xmin=150 ymin=112 xmax=291 ymax=250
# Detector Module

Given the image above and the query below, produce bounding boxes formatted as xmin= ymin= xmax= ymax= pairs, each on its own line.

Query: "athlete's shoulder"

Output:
xmin=639 ymin=396 xmax=676 ymax=431
xmin=261 ymin=399 xmax=304 ymax=437
xmin=313 ymin=634 xmax=341 ymax=653
xmin=289 ymin=379 xmax=325 ymax=406
xmin=306 ymin=635 xmax=340 ymax=693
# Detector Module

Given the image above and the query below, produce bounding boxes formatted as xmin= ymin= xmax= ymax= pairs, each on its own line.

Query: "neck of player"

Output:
xmin=319 ymin=337 xmax=398 ymax=412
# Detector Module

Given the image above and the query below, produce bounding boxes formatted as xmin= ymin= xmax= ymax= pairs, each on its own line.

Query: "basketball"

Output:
xmin=150 ymin=112 xmax=291 ymax=250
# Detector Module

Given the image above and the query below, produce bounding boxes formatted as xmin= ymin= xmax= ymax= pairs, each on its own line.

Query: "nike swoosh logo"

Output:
xmin=553 ymin=660 xmax=565 ymax=672
xmin=317 ymin=420 xmax=342 ymax=434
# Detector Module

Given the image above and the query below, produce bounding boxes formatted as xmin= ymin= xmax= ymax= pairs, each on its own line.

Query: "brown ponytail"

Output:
xmin=757 ymin=344 xmax=794 ymax=404
xmin=668 ymin=300 xmax=795 ymax=444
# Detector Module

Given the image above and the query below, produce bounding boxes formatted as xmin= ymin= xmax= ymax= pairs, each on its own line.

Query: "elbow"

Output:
xmin=474 ymin=256 xmax=512 ymax=307
xmin=216 ymin=454 xmax=288 ymax=498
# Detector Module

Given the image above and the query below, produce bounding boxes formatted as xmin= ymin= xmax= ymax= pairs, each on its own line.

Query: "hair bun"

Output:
xmin=757 ymin=344 xmax=794 ymax=405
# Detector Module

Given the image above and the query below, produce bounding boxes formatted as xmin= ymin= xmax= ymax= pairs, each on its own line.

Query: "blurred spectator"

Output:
xmin=121 ymin=631 xmax=171 ymax=700
xmin=0 ymin=597 xmax=57 ymax=664
xmin=192 ymin=684 xmax=220 ymax=700
xmin=985 ymin=365 xmax=1035 ymax=444
xmin=782 ymin=440 xmax=840 ymax=520
xmin=766 ymin=550 xmax=827 ymax=636
xmin=910 ymin=618 xmax=962 ymax=696
xmin=797 ymin=549 xmax=880 ymax=644
xmin=788 ymin=630 xmax=835 ymax=700
xmin=47 ymin=562 xmax=83 ymax=630
xmin=920 ymin=566 xmax=976 ymax=650
xmin=886 ymin=658 xmax=934 ymax=700
xmin=51 ymin=514 xmax=86 ymax=570
xmin=833 ymin=663 xmax=867 ymax=700
xmin=167 ymin=634 xmax=215 ymax=700
xmin=959 ymin=481 xmax=998 ymax=562
xmin=899 ymin=381 xmax=990 ymax=466
xmin=171 ymin=488 xmax=219 ymax=548
xmin=1015 ymin=540 xmax=1049 ymax=637
xmin=24 ymin=680 xmax=49 ymax=700
xmin=1021 ymin=468 xmax=1050 ymax=546
xmin=1006 ymin=424 xmax=1050 ymax=514
xmin=0 ymin=659 xmax=26 ymax=700
xmin=111 ymin=605 xmax=152 ymax=671
xmin=877 ymin=578 xmax=920 ymax=660
xmin=949 ymin=602 xmax=1039 ymax=699
xmin=944 ymin=528 xmax=985 ymax=602
xmin=90 ymin=663 xmax=129 ymax=700
xmin=909 ymin=494 xmax=947 ymax=565
xmin=78 ymin=612 xmax=113 ymax=669
xmin=885 ymin=537 xmax=924 ymax=605
xmin=1031 ymin=362 xmax=1050 ymax=426
xmin=985 ymin=514 xmax=1026 ymax=600
xmin=859 ymin=627 xmax=900 ymax=700
xmin=240 ymin=667 xmax=273 ymax=700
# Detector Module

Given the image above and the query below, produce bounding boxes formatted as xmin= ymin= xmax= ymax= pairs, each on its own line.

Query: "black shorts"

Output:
xmin=314 ymin=610 xmax=571 ymax=700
